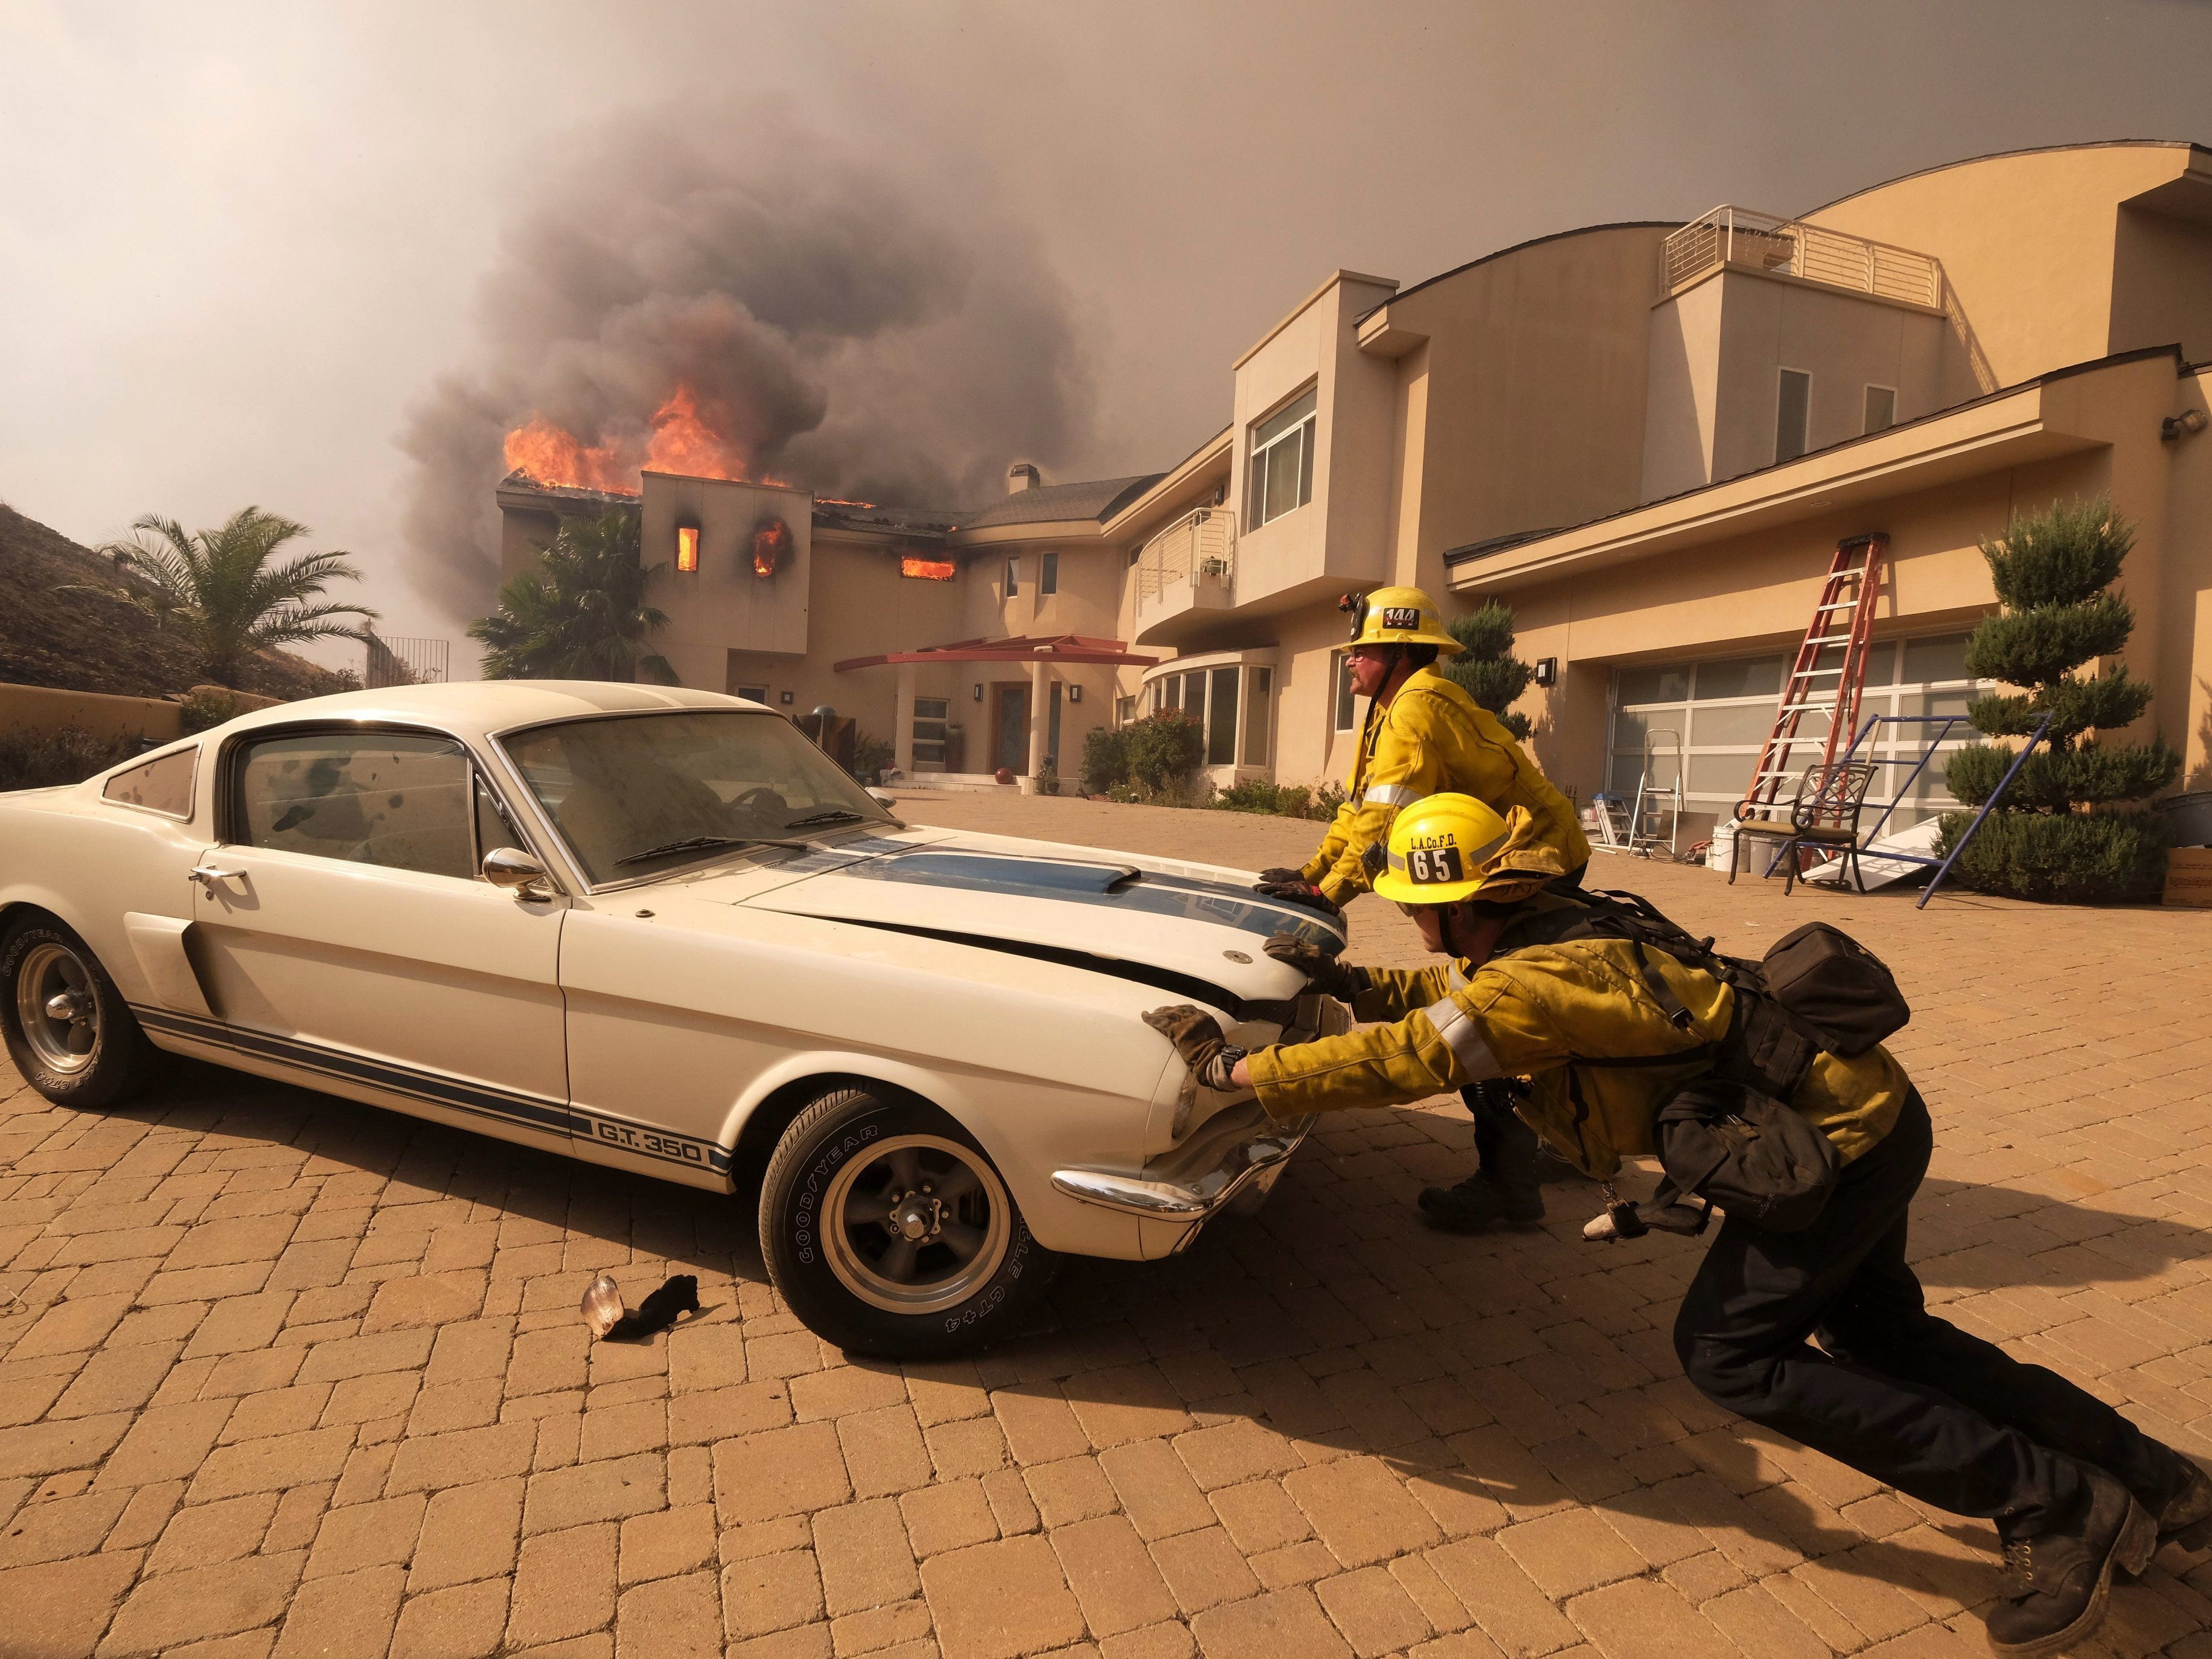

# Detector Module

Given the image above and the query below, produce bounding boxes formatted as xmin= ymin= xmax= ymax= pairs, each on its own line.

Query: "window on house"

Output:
xmin=1040 ymin=552 xmax=1058 ymax=596
xmin=1157 ymin=677 xmax=1178 ymax=713
xmin=1332 ymin=651 xmax=1357 ymax=732
xmin=1863 ymin=385 xmax=1897 ymax=434
xmin=1116 ymin=695 xmax=1135 ymax=725
xmin=913 ymin=697 xmax=948 ymax=769
xmin=1242 ymin=668 xmax=1273 ymax=766
xmin=1248 ymin=387 xmax=1317 ymax=531
xmin=1004 ymin=557 xmax=1020 ymax=597
xmin=1776 ymin=369 xmax=1812 ymax=464
xmin=1183 ymin=673 xmax=1207 ymax=719
xmin=734 ymin=685 xmax=770 ymax=706
xmin=675 ymin=525 xmax=699 ymax=574
xmin=900 ymin=556 xmax=954 ymax=580
xmin=1207 ymin=668 xmax=1239 ymax=766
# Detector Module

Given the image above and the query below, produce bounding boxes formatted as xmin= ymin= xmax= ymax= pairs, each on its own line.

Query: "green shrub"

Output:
xmin=0 ymin=725 xmax=141 ymax=793
xmin=1121 ymin=711 xmax=1205 ymax=792
xmin=1440 ymin=601 xmax=1535 ymax=740
xmin=1935 ymin=808 xmax=2166 ymax=904
xmin=1081 ymin=724 xmax=1130 ymax=793
xmin=178 ymin=686 xmax=247 ymax=734
xmin=1948 ymin=737 xmax=2184 ymax=812
xmin=850 ymin=730 xmax=894 ymax=785
xmin=1942 ymin=496 xmax=2175 ymax=903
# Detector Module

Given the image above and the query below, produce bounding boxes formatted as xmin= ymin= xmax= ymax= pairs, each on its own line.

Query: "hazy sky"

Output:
xmin=5 ymin=0 xmax=2210 ymax=660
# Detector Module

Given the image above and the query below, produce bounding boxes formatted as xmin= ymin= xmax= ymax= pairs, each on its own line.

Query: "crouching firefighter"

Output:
xmin=1145 ymin=793 xmax=2211 ymax=1658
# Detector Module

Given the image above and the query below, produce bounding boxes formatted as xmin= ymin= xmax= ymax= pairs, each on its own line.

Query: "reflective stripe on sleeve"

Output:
xmin=1422 ymin=996 xmax=1501 ymax=1080
xmin=1445 ymin=963 xmax=1469 ymax=991
xmin=1363 ymin=783 xmax=1421 ymax=807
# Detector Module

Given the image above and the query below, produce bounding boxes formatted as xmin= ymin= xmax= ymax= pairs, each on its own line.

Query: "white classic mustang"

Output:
xmin=0 ymin=683 xmax=1343 ymax=1355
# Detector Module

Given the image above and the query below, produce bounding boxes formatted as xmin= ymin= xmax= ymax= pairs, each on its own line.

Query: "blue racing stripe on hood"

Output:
xmin=838 ymin=850 xmax=1347 ymax=948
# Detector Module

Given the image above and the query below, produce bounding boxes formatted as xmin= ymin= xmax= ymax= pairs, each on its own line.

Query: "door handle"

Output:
xmin=190 ymin=865 xmax=245 ymax=890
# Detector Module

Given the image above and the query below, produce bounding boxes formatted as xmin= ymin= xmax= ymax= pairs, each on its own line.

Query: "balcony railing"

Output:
xmin=1661 ymin=206 xmax=1942 ymax=309
xmin=1134 ymin=507 xmax=1236 ymax=612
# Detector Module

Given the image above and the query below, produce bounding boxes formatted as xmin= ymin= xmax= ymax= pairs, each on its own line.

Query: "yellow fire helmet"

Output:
xmin=1340 ymin=586 xmax=1463 ymax=654
xmin=1372 ymin=795 xmax=1568 ymax=906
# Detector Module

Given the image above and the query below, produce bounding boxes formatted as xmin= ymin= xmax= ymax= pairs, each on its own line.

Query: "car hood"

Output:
xmin=722 ymin=828 xmax=1347 ymax=1008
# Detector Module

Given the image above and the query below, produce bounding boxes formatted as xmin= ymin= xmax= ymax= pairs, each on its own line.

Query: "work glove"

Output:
xmin=1142 ymin=1005 xmax=1246 ymax=1091
xmin=1256 ymin=866 xmax=1306 ymax=886
xmin=1262 ymin=932 xmax=1366 ymax=1000
xmin=1253 ymin=877 xmax=1341 ymax=918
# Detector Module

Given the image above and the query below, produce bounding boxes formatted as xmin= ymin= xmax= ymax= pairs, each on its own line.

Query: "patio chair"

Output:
xmin=1728 ymin=761 xmax=1879 ymax=895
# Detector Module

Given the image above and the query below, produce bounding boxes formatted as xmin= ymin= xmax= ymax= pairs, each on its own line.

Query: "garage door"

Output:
xmin=1607 ymin=633 xmax=1989 ymax=833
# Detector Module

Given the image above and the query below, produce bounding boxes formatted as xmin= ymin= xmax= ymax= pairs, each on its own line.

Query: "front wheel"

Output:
xmin=759 ymin=1088 xmax=1057 ymax=1358
xmin=1 ymin=918 xmax=162 ymax=1108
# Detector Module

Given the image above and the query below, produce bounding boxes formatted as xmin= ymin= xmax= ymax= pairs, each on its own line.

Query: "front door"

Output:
xmin=993 ymin=685 xmax=1029 ymax=773
xmin=186 ymin=725 xmax=571 ymax=1154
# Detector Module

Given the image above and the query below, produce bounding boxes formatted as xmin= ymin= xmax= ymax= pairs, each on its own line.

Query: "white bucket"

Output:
xmin=1705 ymin=819 xmax=1736 ymax=872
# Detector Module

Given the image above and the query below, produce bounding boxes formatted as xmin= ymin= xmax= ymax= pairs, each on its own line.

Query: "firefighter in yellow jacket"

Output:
xmin=1146 ymin=796 xmax=2210 ymax=1658
xmin=1252 ymin=587 xmax=1588 ymax=917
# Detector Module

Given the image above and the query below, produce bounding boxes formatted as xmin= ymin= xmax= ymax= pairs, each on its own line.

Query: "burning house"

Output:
xmin=495 ymin=142 xmax=2212 ymax=820
xmin=494 ymin=389 xmax=1163 ymax=782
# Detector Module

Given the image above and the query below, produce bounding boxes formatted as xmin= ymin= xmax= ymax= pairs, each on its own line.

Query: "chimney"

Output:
xmin=1006 ymin=462 xmax=1041 ymax=494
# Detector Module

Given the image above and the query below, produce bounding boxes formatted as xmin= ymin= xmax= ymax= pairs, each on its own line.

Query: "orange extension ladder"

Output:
xmin=1737 ymin=534 xmax=1888 ymax=822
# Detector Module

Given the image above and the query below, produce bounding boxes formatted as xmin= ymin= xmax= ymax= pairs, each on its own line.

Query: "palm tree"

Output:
xmin=84 ymin=506 xmax=377 ymax=686
xmin=470 ymin=511 xmax=674 ymax=683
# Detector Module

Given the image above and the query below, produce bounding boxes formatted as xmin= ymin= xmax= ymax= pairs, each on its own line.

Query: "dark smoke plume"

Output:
xmin=400 ymin=109 xmax=1096 ymax=620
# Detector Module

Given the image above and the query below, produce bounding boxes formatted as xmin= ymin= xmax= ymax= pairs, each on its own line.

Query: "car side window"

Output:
xmin=103 ymin=746 xmax=198 ymax=817
xmin=232 ymin=731 xmax=476 ymax=880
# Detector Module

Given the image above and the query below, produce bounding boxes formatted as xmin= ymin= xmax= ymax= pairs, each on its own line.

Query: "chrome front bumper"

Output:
xmin=1051 ymin=1105 xmax=1317 ymax=1249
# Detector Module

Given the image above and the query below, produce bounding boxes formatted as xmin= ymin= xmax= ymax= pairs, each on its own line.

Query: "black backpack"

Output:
xmin=1508 ymin=891 xmax=1909 ymax=1233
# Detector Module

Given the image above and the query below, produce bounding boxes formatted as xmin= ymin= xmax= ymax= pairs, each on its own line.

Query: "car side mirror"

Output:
xmin=482 ymin=846 xmax=555 ymax=900
xmin=868 ymin=790 xmax=896 ymax=809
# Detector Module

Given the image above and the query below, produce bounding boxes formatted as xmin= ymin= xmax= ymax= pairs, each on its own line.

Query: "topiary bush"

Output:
xmin=1937 ymin=496 xmax=2176 ymax=903
xmin=1441 ymin=601 xmax=1536 ymax=740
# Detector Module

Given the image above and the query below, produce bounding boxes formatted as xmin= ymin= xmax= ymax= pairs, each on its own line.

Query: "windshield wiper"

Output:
xmin=781 ymin=808 xmax=871 ymax=830
xmin=614 ymin=834 xmax=802 ymax=868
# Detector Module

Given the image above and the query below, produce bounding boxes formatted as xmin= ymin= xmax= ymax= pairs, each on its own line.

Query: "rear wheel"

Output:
xmin=1 ymin=918 xmax=162 ymax=1108
xmin=760 ymin=1087 xmax=1056 ymax=1358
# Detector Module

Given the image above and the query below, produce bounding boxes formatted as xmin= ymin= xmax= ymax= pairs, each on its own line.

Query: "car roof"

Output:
xmin=213 ymin=681 xmax=771 ymax=744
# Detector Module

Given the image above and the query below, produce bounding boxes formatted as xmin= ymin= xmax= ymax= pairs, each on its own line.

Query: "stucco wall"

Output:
xmin=1807 ymin=144 xmax=2194 ymax=388
xmin=1393 ymin=225 xmax=1665 ymax=567
xmin=0 ymin=682 xmax=185 ymax=744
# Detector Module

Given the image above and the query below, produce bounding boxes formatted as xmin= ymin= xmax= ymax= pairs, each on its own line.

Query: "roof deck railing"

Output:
xmin=1661 ymin=206 xmax=1942 ymax=309
xmin=1134 ymin=507 xmax=1236 ymax=610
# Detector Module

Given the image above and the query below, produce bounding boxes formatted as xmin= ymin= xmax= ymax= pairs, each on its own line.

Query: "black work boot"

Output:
xmin=1417 ymin=1173 xmax=1544 ymax=1233
xmin=1984 ymin=1466 xmax=2158 ymax=1656
xmin=2136 ymin=1439 xmax=2212 ymax=1554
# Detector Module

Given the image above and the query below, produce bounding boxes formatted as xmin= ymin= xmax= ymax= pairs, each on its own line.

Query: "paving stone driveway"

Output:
xmin=2 ymin=792 xmax=2208 ymax=1659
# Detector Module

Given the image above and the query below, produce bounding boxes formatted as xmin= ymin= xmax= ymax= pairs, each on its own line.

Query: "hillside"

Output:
xmin=0 ymin=501 xmax=350 ymax=699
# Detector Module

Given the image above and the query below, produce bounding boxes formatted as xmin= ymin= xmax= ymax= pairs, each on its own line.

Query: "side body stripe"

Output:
xmin=130 ymin=1005 xmax=730 ymax=1175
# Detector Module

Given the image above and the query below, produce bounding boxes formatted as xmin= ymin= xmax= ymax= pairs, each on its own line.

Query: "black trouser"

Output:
xmin=1459 ymin=1081 xmax=1544 ymax=1192
xmin=1673 ymin=1089 xmax=2166 ymax=1538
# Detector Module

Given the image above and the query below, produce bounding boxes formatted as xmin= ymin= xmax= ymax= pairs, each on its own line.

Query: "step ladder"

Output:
xmin=1737 ymin=534 xmax=1888 ymax=822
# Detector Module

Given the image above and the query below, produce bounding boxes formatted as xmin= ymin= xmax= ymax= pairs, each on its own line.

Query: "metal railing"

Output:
xmin=1134 ymin=507 xmax=1235 ymax=610
xmin=363 ymin=629 xmax=451 ymax=688
xmin=1661 ymin=206 xmax=1942 ymax=309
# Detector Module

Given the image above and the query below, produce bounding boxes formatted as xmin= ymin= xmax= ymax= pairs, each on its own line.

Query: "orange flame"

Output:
xmin=503 ymin=419 xmax=633 ymax=494
xmin=503 ymin=382 xmax=787 ymax=494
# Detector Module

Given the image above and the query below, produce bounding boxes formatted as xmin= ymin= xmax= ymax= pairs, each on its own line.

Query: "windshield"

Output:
xmin=500 ymin=710 xmax=895 ymax=884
